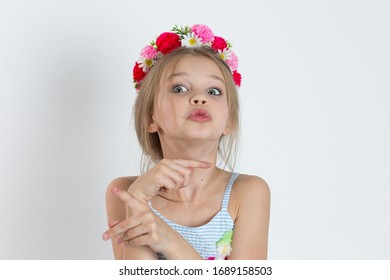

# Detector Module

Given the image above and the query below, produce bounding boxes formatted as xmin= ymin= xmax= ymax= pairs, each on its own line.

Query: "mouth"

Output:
xmin=188 ymin=109 xmax=211 ymax=122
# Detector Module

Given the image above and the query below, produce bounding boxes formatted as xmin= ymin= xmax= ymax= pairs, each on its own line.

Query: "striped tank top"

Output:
xmin=148 ymin=172 xmax=239 ymax=260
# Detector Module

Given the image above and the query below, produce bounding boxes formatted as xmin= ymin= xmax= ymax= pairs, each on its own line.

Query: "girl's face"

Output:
xmin=149 ymin=55 xmax=229 ymax=144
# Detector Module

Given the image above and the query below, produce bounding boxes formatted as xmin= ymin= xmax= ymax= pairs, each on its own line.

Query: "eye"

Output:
xmin=207 ymin=88 xmax=222 ymax=96
xmin=172 ymin=85 xmax=189 ymax=94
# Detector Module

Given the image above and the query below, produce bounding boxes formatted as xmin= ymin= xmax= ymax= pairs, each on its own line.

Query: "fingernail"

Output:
xmin=102 ymin=233 xmax=109 ymax=241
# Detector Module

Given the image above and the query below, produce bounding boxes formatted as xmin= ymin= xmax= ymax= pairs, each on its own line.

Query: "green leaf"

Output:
xmin=216 ymin=229 xmax=233 ymax=246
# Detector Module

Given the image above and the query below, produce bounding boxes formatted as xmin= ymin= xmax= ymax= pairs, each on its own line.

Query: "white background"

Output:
xmin=0 ymin=0 xmax=389 ymax=259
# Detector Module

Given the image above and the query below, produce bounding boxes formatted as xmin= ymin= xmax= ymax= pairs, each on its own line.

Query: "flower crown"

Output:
xmin=133 ymin=24 xmax=241 ymax=91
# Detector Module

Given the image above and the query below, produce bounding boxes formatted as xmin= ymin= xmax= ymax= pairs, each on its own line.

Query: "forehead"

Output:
xmin=162 ymin=54 xmax=225 ymax=80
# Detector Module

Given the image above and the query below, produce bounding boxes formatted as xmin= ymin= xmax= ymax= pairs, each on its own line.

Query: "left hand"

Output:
xmin=127 ymin=159 xmax=211 ymax=203
xmin=102 ymin=187 xmax=180 ymax=254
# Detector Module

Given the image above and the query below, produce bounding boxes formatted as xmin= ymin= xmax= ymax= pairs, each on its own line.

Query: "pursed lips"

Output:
xmin=187 ymin=109 xmax=211 ymax=122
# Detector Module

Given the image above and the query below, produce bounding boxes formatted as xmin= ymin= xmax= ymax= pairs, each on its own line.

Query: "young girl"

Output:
xmin=102 ymin=24 xmax=270 ymax=260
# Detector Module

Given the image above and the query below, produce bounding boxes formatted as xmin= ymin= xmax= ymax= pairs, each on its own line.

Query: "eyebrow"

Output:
xmin=167 ymin=72 xmax=226 ymax=84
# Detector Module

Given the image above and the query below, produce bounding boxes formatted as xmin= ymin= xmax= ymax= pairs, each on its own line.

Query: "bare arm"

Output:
xmin=228 ymin=175 xmax=270 ymax=259
xmin=105 ymin=177 xmax=157 ymax=259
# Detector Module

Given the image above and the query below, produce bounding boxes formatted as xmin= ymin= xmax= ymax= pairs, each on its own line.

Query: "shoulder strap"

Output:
xmin=221 ymin=172 xmax=239 ymax=211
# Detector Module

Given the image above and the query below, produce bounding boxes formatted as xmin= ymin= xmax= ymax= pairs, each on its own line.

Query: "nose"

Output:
xmin=190 ymin=95 xmax=208 ymax=105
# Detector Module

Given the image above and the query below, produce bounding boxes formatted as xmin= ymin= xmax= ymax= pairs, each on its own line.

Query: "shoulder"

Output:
xmin=233 ymin=174 xmax=270 ymax=200
xmin=229 ymin=174 xmax=270 ymax=218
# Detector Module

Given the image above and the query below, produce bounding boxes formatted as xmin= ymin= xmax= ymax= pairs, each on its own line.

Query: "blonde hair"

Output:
xmin=133 ymin=46 xmax=240 ymax=172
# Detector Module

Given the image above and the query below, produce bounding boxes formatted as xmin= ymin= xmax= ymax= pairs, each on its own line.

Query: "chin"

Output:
xmin=184 ymin=131 xmax=221 ymax=141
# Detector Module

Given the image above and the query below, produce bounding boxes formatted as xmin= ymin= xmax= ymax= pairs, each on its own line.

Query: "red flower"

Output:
xmin=212 ymin=36 xmax=228 ymax=51
xmin=133 ymin=62 xmax=146 ymax=82
xmin=232 ymin=70 xmax=241 ymax=87
xmin=155 ymin=32 xmax=182 ymax=54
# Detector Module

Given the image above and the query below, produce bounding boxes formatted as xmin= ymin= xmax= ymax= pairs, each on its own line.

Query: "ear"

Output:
xmin=148 ymin=115 xmax=159 ymax=133
xmin=223 ymin=123 xmax=230 ymax=136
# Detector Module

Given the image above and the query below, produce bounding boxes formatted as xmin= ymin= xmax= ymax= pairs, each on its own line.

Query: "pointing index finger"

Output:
xmin=173 ymin=159 xmax=212 ymax=169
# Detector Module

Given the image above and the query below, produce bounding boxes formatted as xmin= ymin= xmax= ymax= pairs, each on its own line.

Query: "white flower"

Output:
xmin=182 ymin=32 xmax=202 ymax=48
xmin=216 ymin=243 xmax=232 ymax=260
xmin=137 ymin=57 xmax=155 ymax=72
xmin=217 ymin=48 xmax=232 ymax=62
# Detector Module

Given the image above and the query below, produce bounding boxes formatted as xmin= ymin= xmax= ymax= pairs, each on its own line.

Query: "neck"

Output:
xmin=160 ymin=136 xmax=219 ymax=165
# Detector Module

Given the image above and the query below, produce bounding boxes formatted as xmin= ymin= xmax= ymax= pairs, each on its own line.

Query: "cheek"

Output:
xmin=220 ymin=102 xmax=229 ymax=121
xmin=214 ymin=104 xmax=229 ymax=128
xmin=153 ymin=98 xmax=179 ymax=127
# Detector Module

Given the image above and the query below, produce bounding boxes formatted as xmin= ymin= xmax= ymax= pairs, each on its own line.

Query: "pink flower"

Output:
xmin=225 ymin=49 xmax=238 ymax=71
xmin=140 ymin=45 xmax=158 ymax=59
xmin=191 ymin=24 xmax=214 ymax=44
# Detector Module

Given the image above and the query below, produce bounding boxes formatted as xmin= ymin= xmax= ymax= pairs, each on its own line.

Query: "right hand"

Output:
xmin=103 ymin=187 xmax=187 ymax=255
xmin=128 ymin=159 xmax=211 ymax=203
